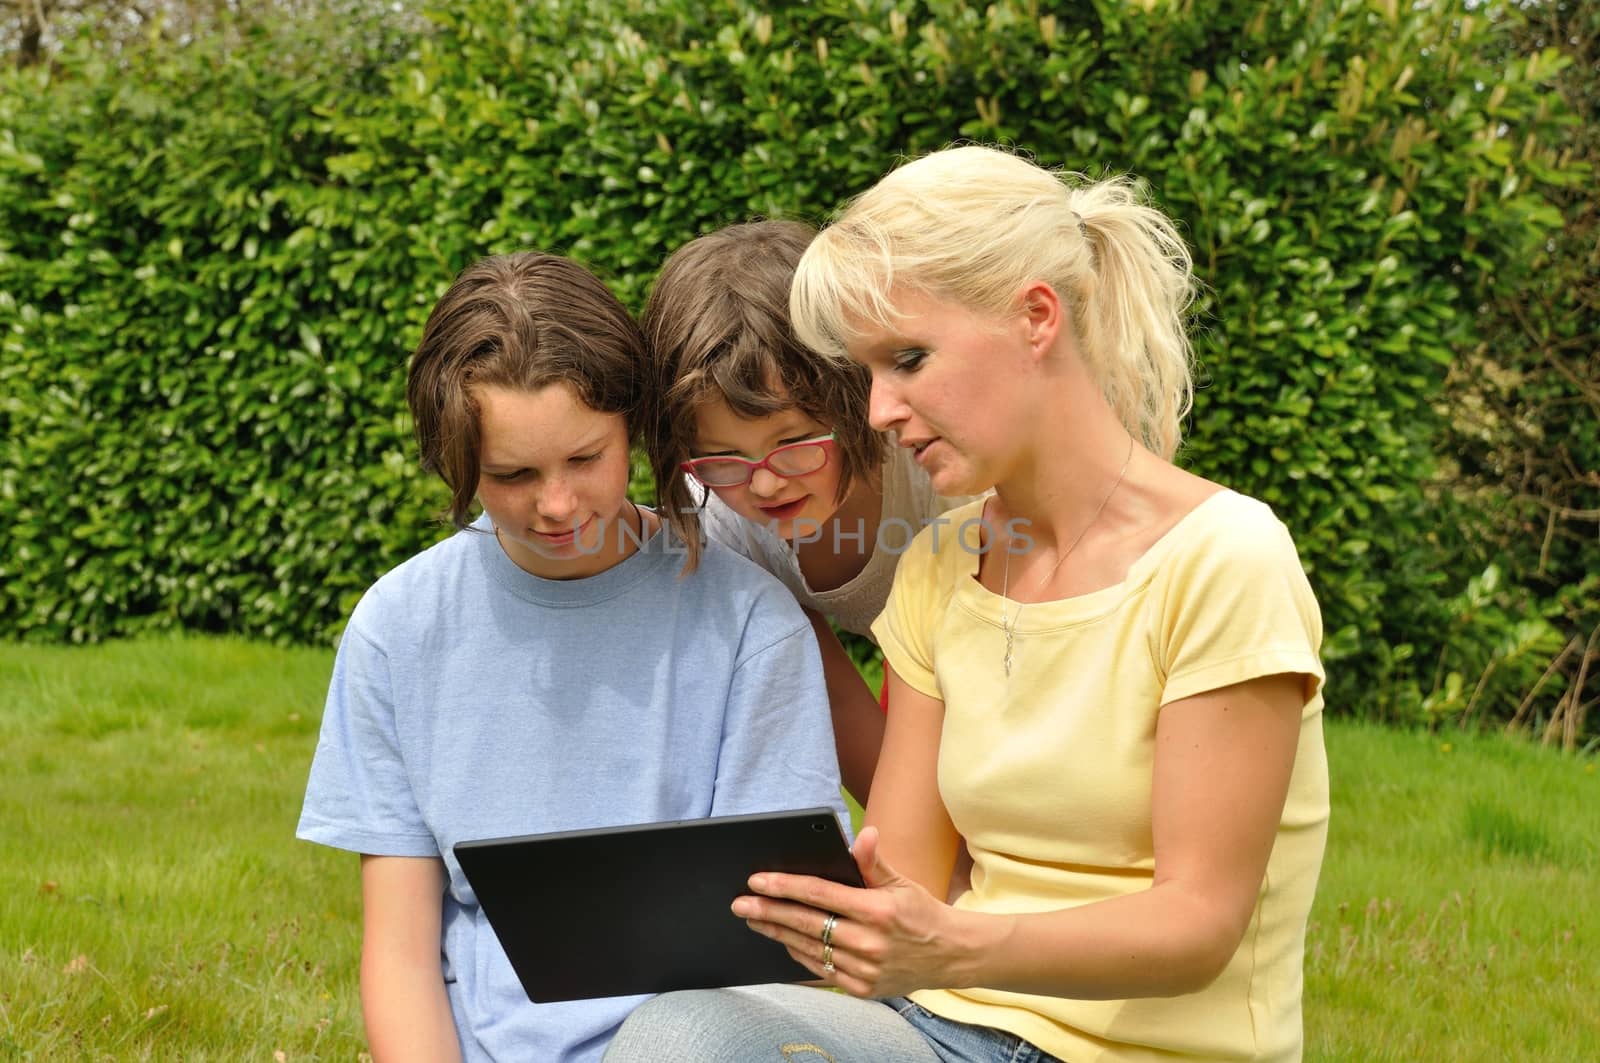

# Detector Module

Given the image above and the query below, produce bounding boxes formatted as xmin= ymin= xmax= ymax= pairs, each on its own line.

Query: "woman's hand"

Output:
xmin=732 ymin=826 xmax=986 ymax=999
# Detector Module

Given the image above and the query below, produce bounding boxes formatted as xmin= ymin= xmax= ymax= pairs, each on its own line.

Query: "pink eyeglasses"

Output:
xmin=679 ymin=434 xmax=836 ymax=488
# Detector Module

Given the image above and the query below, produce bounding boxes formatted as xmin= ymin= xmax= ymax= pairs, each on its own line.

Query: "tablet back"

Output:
xmin=454 ymin=806 xmax=861 ymax=1003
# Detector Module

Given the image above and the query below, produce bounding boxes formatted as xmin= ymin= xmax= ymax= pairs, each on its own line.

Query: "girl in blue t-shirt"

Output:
xmin=297 ymin=252 xmax=846 ymax=1063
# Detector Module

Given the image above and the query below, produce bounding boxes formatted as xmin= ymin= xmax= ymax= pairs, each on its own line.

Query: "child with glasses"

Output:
xmin=645 ymin=220 xmax=980 ymax=803
xmin=296 ymin=252 xmax=847 ymax=1063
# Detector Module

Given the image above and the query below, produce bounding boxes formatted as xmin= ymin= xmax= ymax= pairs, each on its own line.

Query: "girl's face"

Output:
xmin=689 ymin=399 xmax=847 ymax=541
xmin=847 ymin=290 xmax=1035 ymax=498
xmin=474 ymin=383 xmax=637 ymax=580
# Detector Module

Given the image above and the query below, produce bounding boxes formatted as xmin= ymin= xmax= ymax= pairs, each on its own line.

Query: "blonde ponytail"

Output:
xmin=1067 ymin=177 xmax=1196 ymax=459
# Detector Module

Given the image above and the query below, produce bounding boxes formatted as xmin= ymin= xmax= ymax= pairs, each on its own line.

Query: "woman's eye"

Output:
xmin=571 ymin=452 xmax=601 ymax=465
xmin=893 ymin=348 xmax=929 ymax=372
xmin=490 ymin=470 xmax=530 ymax=483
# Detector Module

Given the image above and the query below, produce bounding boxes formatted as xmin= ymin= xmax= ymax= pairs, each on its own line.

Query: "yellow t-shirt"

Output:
xmin=872 ymin=490 xmax=1328 ymax=1062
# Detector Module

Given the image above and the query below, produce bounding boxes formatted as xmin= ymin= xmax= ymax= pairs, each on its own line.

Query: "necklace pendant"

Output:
xmin=1003 ymin=629 xmax=1014 ymax=677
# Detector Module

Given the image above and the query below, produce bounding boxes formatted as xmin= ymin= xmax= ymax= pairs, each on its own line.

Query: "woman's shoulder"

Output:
xmin=1173 ymin=488 xmax=1295 ymax=549
xmin=1133 ymin=484 xmax=1307 ymax=588
xmin=889 ymin=495 xmax=988 ymax=591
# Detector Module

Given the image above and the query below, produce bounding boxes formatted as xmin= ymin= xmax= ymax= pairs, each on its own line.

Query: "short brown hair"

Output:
xmin=406 ymin=252 xmax=648 ymax=529
xmin=643 ymin=220 xmax=883 ymax=572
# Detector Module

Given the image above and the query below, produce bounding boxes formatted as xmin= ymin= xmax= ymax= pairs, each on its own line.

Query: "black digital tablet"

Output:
xmin=453 ymin=806 xmax=861 ymax=1003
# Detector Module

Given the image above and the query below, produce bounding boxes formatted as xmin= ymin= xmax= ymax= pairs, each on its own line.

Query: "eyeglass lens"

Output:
xmin=691 ymin=440 xmax=830 ymax=486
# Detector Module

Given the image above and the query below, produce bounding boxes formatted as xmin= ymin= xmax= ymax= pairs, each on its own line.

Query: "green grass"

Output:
xmin=1 ymin=639 xmax=1595 ymax=1059
xmin=0 ymin=638 xmax=362 ymax=1059
xmin=1303 ymin=722 xmax=1598 ymax=1061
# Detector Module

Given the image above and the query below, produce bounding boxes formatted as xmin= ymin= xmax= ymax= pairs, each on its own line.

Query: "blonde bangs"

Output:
xmin=790 ymin=217 xmax=902 ymax=363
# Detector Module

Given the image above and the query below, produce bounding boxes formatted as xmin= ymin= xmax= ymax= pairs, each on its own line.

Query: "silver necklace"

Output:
xmin=999 ymin=432 xmax=1135 ymax=676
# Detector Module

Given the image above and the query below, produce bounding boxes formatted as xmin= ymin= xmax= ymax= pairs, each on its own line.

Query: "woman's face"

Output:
xmin=847 ymin=290 xmax=1034 ymax=497
xmin=689 ymin=398 xmax=847 ymax=542
xmin=473 ymin=382 xmax=637 ymax=580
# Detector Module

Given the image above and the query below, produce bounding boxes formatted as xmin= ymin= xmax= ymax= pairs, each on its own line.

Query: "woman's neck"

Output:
xmin=991 ymin=349 xmax=1136 ymax=543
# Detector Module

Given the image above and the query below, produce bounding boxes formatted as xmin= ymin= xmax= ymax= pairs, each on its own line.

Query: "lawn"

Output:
xmin=1301 ymin=722 xmax=1597 ymax=1061
xmin=1 ymin=637 xmax=1594 ymax=1060
xmin=0 ymin=638 xmax=361 ymax=1060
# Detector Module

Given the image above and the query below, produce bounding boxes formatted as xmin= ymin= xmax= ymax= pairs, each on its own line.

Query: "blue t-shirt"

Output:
xmin=297 ymin=516 xmax=846 ymax=1062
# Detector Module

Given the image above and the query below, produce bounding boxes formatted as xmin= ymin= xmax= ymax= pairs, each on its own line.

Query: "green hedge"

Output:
xmin=1411 ymin=0 xmax=1598 ymax=743
xmin=0 ymin=0 xmax=1582 ymax=724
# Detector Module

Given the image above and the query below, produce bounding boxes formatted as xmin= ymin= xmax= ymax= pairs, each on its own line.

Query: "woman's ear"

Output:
xmin=1018 ymin=280 xmax=1063 ymax=358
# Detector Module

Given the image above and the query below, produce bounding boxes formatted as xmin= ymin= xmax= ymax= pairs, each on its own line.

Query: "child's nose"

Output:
xmin=748 ymin=466 xmax=788 ymax=497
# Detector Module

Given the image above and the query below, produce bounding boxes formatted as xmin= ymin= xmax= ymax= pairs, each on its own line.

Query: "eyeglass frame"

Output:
xmin=678 ymin=433 xmax=837 ymax=488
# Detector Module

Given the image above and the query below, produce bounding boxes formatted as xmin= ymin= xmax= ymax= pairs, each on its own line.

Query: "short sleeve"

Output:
xmin=296 ymin=618 xmax=438 ymax=856
xmin=1156 ymin=502 xmax=1325 ymax=708
xmin=871 ymin=509 xmax=969 ymax=700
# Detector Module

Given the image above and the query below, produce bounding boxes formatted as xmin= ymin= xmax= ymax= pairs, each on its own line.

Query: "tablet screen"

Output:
xmin=455 ymin=806 xmax=860 ymax=1002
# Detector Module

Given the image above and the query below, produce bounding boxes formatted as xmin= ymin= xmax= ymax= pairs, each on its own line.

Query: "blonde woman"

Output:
xmin=605 ymin=145 xmax=1328 ymax=1062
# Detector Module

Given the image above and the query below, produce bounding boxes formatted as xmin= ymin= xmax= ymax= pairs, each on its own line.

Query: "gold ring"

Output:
xmin=821 ymin=943 xmax=834 ymax=974
xmin=820 ymin=912 xmax=837 ymax=947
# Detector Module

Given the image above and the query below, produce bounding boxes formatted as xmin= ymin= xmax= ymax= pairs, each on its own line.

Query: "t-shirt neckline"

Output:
xmin=958 ymin=489 xmax=1237 ymax=626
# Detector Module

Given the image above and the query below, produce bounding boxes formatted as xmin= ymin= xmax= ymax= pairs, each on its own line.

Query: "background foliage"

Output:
xmin=0 ymin=0 xmax=1592 ymax=742
xmin=1426 ymin=0 xmax=1599 ymax=747
xmin=0 ymin=0 xmax=421 ymax=71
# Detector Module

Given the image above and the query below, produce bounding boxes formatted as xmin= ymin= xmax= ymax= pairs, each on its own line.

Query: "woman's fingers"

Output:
xmin=851 ymin=824 xmax=892 ymax=885
xmin=735 ymin=898 xmax=886 ymax=990
xmin=744 ymin=869 xmax=864 ymax=919
xmin=739 ymin=903 xmax=855 ymax=957
xmin=774 ymin=928 xmax=883 ymax=997
xmin=741 ymin=827 xmax=910 ymax=920
xmin=731 ymin=837 xmax=949 ymax=999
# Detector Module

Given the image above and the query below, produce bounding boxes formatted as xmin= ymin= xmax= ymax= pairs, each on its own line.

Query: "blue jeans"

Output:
xmin=602 ymin=984 xmax=1066 ymax=1063
xmin=887 ymin=996 xmax=1065 ymax=1063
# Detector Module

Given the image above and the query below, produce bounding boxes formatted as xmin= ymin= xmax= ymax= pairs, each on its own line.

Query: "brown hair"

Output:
xmin=406 ymin=252 xmax=648 ymax=529
xmin=642 ymin=220 xmax=883 ymax=572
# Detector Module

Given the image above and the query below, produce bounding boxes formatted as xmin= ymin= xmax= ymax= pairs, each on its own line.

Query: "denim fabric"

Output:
xmin=885 ymin=997 xmax=1067 ymax=1063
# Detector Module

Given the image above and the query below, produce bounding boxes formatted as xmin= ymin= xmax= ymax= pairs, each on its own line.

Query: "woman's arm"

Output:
xmin=859 ymin=662 xmax=960 ymax=894
xmin=733 ymin=663 xmax=963 ymax=976
xmin=737 ymin=671 xmax=1306 ymax=1000
xmin=952 ymin=670 xmax=1307 ymax=997
xmin=359 ymin=855 xmax=463 ymax=1063
xmin=803 ymin=609 xmax=884 ymax=804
